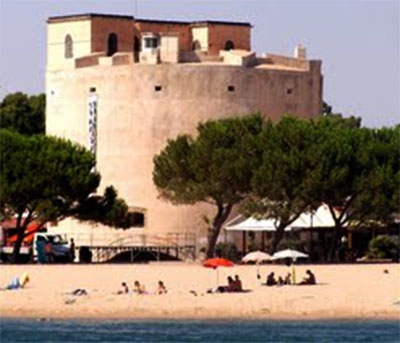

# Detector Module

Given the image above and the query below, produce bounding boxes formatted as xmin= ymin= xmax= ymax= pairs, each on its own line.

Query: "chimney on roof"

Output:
xmin=294 ymin=44 xmax=306 ymax=59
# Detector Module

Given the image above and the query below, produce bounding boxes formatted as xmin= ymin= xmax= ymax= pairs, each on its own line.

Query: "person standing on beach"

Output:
xmin=45 ymin=241 xmax=53 ymax=263
xmin=69 ymin=238 xmax=75 ymax=263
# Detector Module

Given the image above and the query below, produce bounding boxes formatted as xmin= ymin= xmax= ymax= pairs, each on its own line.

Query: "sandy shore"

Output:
xmin=0 ymin=262 xmax=399 ymax=320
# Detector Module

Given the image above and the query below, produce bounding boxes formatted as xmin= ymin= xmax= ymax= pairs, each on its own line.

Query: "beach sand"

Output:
xmin=0 ymin=263 xmax=399 ymax=320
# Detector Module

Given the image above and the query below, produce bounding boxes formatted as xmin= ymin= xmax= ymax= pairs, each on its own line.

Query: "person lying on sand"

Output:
xmin=2 ymin=273 xmax=30 ymax=290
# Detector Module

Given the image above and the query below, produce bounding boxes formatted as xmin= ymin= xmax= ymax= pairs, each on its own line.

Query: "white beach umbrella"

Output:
xmin=242 ymin=251 xmax=272 ymax=281
xmin=271 ymin=249 xmax=309 ymax=284
xmin=242 ymin=250 xmax=272 ymax=263
xmin=271 ymin=249 xmax=308 ymax=261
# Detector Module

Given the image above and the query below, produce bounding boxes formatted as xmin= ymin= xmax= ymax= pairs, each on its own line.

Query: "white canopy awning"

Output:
xmin=224 ymin=204 xmax=341 ymax=232
xmin=291 ymin=204 xmax=340 ymax=229
xmin=224 ymin=216 xmax=292 ymax=232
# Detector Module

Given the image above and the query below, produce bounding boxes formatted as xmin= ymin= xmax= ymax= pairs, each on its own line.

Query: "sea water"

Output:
xmin=0 ymin=319 xmax=399 ymax=342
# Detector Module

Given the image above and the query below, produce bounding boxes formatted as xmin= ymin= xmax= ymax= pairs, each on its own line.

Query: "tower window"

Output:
xmin=228 ymin=85 xmax=235 ymax=92
xmin=286 ymin=88 xmax=293 ymax=95
xmin=107 ymin=33 xmax=118 ymax=56
xmin=155 ymin=85 xmax=162 ymax=92
xmin=64 ymin=34 xmax=73 ymax=59
xmin=90 ymin=87 xmax=96 ymax=93
xmin=224 ymin=40 xmax=235 ymax=51
xmin=192 ymin=40 xmax=201 ymax=51
xmin=132 ymin=212 xmax=145 ymax=227
xmin=145 ymin=37 xmax=158 ymax=49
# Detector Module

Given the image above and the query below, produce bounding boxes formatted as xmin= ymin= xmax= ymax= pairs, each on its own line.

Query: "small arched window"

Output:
xmin=192 ymin=40 xmax=201 ymax=51
xmin=64 ymin=34 xmax=73 ymax=59
xmin=224 ymin=40 xmax=235 ymax=51
xmin=107 ymin=33 xmax=118 ymax=56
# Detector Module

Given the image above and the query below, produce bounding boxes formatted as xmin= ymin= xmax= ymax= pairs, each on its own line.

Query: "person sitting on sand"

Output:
xmin=232 ymin=275 xmax=243 ymax=292
xmin=133 ymin=281 xmax=146 ymax=294
xmin=266 ymin=272 xmax=277 ymax=286
xmin=217 ymin=276 xmax=234 ymax=293
xmin=284 ymin=273 xmax=291 ymax=285
xmin=208 ymin=277 xmax=234 ymax=294
xmin=117 ymin=282 xmax=129 ymax=295
xmin=299 ymin=270 xmax=316 ymax=285
xmin=277 ymin=276 xmax=285 ymax=286
xmin=157 ymin=281 xmax=167 ymax=294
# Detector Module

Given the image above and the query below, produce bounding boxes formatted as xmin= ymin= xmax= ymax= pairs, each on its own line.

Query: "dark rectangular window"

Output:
xmin=90 ymin=87 xmax=96 ymax=93
xmin=132 ymin=212 xmax=145 ymax=227
xmin=155 ymin=85 xmax=162 ymax=92
xmin=286 ymin=88 xmax=293 ymax=95
xmin=228 ymin=85 xmax=235 ymax=92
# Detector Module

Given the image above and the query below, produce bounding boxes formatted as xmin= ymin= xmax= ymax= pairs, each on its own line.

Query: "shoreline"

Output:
xmin=1 ymin=263 xmax=399 ymax=321
xmin=1 ymin=313 xmax=400 ymax=322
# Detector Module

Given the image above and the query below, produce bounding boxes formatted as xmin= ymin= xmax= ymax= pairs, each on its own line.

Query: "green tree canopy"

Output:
xmin=241 ymin=116 xmax=321 ymax=253
xmin=308 ymin=119 xmax=400 ymax=260
xmin=0 ymin=129 xmax=134 ymax=262
xmin=0 ymin=92 xmax=45 ymax=135
xmin=153 ymin=114 xmax=263 ymax=258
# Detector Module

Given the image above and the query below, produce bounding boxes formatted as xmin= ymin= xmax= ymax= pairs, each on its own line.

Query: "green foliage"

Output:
xmin=0 ymin=130 xmax=134 ymax=261
xmin=366 ymin=235 xmax=399 ymax=260
xmin=153 ymin=114 xmax=263 ymax=257
xmin=276 ymin=237 xmax=305 ymax=252
xmin=154 ymin=114 xmax=263 ymax=206
xmin=0 ymin=92 xmax=45 ymax=135
xmin=215 ymin=242 xmax=240 ymax=262
xmin=154 ymin=110 xmax=398 ymax=260
xmin=241 ymin=115 xmax=321 ymax=253
xmin=308 ymin=117 xmax=399 ymax=260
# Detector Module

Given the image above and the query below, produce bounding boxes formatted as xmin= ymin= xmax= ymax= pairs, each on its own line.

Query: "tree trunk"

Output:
xmin=327 ymin=223 xmax=341 ymax=262
xmin=11 ymin=227 xmax=26 ymax=264
xmin=270 ymin=224 xmax=286 ymax=255
xmin=205 ymin=204 xmax=233 ymax=259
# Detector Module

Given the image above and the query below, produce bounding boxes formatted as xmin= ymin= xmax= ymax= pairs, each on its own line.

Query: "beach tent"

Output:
xmin=290 ymin=204 xmax=345 ymax=229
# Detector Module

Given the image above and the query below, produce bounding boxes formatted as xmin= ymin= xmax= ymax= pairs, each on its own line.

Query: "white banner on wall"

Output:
xmin=88 ymin=93 xmax=98 ymax=157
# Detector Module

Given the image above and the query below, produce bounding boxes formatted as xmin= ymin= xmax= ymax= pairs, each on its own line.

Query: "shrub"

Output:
xmin=215 ymin=243 xmax=240 ymax=262
xmin=366 ymin=235 xmax=399 ymax=260
xmin=277 ymin=237 xmax=305 ymax=252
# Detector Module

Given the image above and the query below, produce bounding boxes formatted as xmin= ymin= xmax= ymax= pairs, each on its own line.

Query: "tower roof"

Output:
xmin=47 ymin=13 xmax=134 ymax=23
xmin=47 ymin=13 xmax=251 ymax=27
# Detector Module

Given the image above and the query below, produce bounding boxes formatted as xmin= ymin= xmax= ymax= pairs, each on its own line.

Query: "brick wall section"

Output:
xmin=207 ymin=25 xmax=251 ymax=54
xmin=134 ymin=22 xmax=192 ymax=52
xmin=91 ymin=17 xmax=134 ymax=53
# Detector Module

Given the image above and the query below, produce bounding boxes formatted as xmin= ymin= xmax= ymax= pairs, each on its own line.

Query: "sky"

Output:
xmin=0 ymin=0 xmax=398 ymax=128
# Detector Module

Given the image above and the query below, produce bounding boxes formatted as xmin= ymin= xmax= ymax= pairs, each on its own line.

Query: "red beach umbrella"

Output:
xmin=203 ymin=258 xmax=234 ymax=287
xmin=203 ymin=257 xmax=234 ymax=269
